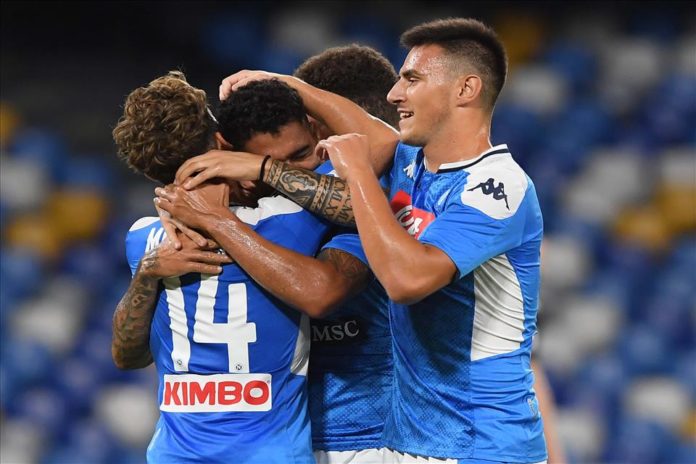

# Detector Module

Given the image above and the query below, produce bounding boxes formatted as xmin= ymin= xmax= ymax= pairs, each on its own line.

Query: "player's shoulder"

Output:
xmin=459 ymin=145 xmax=531 ymax=220
xmin=126 ymin=216 xmax=165 ymax=249
xmin=128 ymin=216 xmax=161 ymax=232
xmin=125 ymin=216 xmax=165 ymax=272
xmin=232 ymin=195 xmax=305 ymax=227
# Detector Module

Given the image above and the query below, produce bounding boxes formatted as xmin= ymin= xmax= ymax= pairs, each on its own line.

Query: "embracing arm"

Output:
xmin=347 ymin=167 xmax=455 ymax=304
xmin=154 ymin=185 xmax=369 ymax=317
xmin=262 ymin=159 xmax=355 ymax=227
xmin=177 ymin=154 xmax=358 ymax=227
xmin=319 ymin=134 xmax=456 ymax=305
xmin=196 ymin=209 xmax=367 ymax=317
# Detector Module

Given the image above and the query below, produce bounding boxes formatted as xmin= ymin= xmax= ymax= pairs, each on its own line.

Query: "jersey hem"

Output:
xmin=312 ymin=440 xmax=383 ymax=452
xmin=385 ymin=444 xmax=547 ymax=463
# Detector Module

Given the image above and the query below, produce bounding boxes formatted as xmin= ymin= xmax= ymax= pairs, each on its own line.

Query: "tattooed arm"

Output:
xmin=112 ymin=240 xmax=231 ymax=370
xmin=174 ymin=152 xmax=367 ymax=227
xmin=112 ymin=263 xmax=158 ymax=369
xmin=263 ymin=159 xmax=357 ymax=227
xmin=156 ymin=186 xmax=370 ymax=317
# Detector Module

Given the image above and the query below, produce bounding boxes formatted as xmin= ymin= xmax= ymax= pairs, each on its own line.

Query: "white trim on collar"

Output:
xmin=435 ymin=144 xmax=509 ymax=170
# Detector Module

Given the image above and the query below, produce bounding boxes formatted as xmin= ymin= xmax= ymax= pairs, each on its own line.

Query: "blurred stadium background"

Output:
xmin=0 ymin=1 xmax=694 ymax=463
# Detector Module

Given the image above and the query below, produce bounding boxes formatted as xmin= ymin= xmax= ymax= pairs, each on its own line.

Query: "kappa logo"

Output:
xmin=467 ymin=178 xmax=509 ymax=210
xmin=403 ymin=161 xmax=416 ymax=179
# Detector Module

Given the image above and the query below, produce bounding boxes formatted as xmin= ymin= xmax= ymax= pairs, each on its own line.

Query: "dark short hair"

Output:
xmin=216 ymin=79 xmax=308 ymax=150
xmin=401 ymin=18 xmax=508 ymax=109
xmin=113 ymin=71 xmax=217 ymax=184
xmin=294 ymin=44 xmax=399 ymax=127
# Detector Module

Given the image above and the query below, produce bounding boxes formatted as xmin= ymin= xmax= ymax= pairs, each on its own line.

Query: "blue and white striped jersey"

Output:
xmin=124 ymin=195 xmax=330 ymax=464
xmin=382 ymin=142 xmax=547 ymax=462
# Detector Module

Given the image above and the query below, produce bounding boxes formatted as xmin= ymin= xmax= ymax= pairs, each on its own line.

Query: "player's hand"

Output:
xmin=316 ymin=134 xmax=372 ymax=180
xmin=156 ymin=202 xmax=209 ymax=250
xmin=219 ymin=70 xmax=288 ymax=100
xmin=175 ymin=150 xmax=264 ymax=190
xmin=139 ymin=238 xmax=232 ymax=278
xmin=154 ymin=181 xmax=230 ymax=231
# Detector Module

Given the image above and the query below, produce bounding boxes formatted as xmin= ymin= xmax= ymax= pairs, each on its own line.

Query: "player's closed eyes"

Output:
xmin=289 ymin=147 xmax=312 ymax=161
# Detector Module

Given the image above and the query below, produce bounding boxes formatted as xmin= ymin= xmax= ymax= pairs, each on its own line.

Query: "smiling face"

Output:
xmin=387 ymin=44 xmax=457 ymax=148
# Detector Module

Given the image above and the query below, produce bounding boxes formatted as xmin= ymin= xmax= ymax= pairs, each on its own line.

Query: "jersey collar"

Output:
xmin=427 ymin=144 xmax=510 ymax=173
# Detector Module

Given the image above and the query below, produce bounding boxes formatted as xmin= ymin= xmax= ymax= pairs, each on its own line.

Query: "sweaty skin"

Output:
xmin=156 ymin=184 xmax=370 ymax=317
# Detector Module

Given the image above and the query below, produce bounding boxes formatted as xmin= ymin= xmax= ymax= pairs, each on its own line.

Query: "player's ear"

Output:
xmin=215 ymin=132 xmax=233 ymax=150
xmin=455 ymin=74 xmax=482 ymax=107
xmin=307 ymin=115 xmax=323 ymax=141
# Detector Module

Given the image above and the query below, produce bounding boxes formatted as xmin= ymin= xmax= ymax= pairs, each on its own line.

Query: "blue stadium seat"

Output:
xmin=59 ymin=244 xmax=116 ymax=293
xmin=201 ymin=12 xmax=267 ymax=69
xmin=43 ymin=419 xmax=118 ymax=464
xmin=339 ymin=14 xmax=395 ymax=58
xmin=0 ymin=247 xmax=46 ymax=303
xmin=603 ymin=416 xmax=676 ymax=463
xmin=618 ymin=324 xmax=674 ymax=377
xmin=53 ymin=357 xmax=104 ymax=416
xmin=11 ymin=387 xmax=70 ymax=439
xmin=667 ymin=442 xmax=696 ymax=464
xmin=259 ymin=46 xmax=307 ymax=75
xmin=56 ymin=156 xmax=115 ymax=192
xmin=0 ymin=337 xmax=54 ymax=397
xmin=542 ymin=42 xmax=597 ymax=96
xmin=8 ymin=128 xmax=67 ymax=182
xmin=492 ymin=103 xmax=544 ymax=159
xmin=672 ymin=350 xmax=696 ymax=397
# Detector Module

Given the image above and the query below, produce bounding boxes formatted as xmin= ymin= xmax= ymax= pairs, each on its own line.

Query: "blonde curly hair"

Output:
xmin=113 ymin=71 xmax=217 ymax=184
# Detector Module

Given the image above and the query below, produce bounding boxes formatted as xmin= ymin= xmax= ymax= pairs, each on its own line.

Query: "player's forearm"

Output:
xmin=263 ymin=159 xmax=355 ymax=227
xmin=112 ymin=268 xmax=157 ymax=369
xmin=348 ymin=170 xmax=452 ymax=304
xmin=204 ymin=213 xmax=351 ymax=317
xmin=284 ymin=77 xmax=398 ymax=174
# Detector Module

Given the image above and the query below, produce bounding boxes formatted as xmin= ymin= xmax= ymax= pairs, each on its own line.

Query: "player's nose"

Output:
xmin=387 ymin=79 xmax=405 ymax=104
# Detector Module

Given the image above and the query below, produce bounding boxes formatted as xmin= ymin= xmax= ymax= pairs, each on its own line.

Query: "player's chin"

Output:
xmin=398 ymin=129 xmax=423 ymax=147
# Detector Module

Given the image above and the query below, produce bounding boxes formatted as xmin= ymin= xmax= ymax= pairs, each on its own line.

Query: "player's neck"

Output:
xmin=422 ymin=112 xmax=492 ymax=172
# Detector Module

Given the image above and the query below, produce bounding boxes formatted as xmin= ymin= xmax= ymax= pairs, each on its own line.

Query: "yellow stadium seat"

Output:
xmin=655 ymin=185 xmax=696 ymax=235
xmin=46 ymin=190 xmax=110 ymax=242
xmin=0 ymin=103 xmax=21 ymax=148
xmin=5 ymin=213 xmax=63 ymax=260
xmin=494 ymin=14 xmax=546 ymax=68
xmin=680 ymin=409 xmax=696 ymax=443
xmin=612 ymin=205 xmax=672 ymax=253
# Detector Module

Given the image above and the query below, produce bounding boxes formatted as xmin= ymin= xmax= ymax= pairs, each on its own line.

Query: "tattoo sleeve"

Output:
xmin=263 ymin=159 xmax=356 ymax=227
xmin=318 ymin=247 xmax=371 ymax=296
xmin=112 ymin=265 xmax=158 ymax=369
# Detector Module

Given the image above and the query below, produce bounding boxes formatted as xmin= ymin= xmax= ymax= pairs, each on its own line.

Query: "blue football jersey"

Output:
xmin=124 ymin=196 xmax=330 ymax=464
xmin=382 ymin=143 xmax=547 ymax=462
xmin=308 ymin=233 xmax=391 ymax=451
